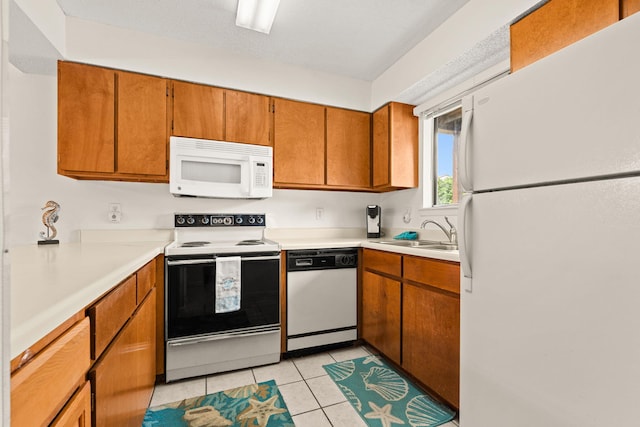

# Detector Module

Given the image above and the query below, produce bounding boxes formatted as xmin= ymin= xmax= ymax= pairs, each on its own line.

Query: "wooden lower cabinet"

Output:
xmin=362 ymin=249 xmax=460 ymax=408
xmin=402 ymin=282 xmax=460 ymax=408
xmin=51 ymin=381 xmax=92 ymax=427
xmin=91 ymin=289 xmax=156 ymax=427
xmin=10 ymin=318 xmax=91 ymax=427
xmin=361 ymin=270 xmax=401 ymax=365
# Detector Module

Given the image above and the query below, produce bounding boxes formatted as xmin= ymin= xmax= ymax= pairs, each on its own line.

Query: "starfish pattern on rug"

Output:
xmin=237 ymin=394 xmax=287 ymax=427
xmin=363 ymin=355 xmax=383 ymax=366
xmin=364 ymin=401 xmax=405 ymax=427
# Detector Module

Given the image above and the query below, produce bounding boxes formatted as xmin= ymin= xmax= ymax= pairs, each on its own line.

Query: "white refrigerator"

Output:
xmin=458 ymin=12 xmax=640 ymax=427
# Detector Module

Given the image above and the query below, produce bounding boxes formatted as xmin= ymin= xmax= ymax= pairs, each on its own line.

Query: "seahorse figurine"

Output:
xmin=39 ymin=200 xmax=60 ymax=241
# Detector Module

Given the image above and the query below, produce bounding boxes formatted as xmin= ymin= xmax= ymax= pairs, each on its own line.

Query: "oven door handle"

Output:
xmin=167 ymin=326 xmax=280 ymax=347
xmin=241 ymin=255 xmax=281 ymax=261
xmin=167 ymin=255 xmax=280 ymax=266
xmin=167 ymin=259 xmax=215 ymax=266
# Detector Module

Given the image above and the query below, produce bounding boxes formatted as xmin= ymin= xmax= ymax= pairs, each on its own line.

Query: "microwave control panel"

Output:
xmin=174 ymin=213 xmax=266 ymax=227
xmin=254 ymin=161 xmax=269 ymax=187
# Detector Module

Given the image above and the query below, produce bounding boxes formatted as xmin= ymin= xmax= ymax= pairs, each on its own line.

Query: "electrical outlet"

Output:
xmin=109 ymin=203 xmax=122 ymax=223
xmin=316 ymin=207 xmax=324 ymax=220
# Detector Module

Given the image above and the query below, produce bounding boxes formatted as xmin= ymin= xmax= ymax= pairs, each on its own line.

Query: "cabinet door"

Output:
xmin=91 ymin=289 xmax=156 ymax=427
xmin=326 ymin=107 xmax=371 ymax=188
xmin=226 ymin=90 xmax=271 ymax=146
xmin=273 ymin=98 xmax=325 ymax=186
xmin=117 ymin=71 xmax=168 ymax=177
xmin=388 ymin=102 xmax=418 ymax=188
xmin=58 ymin=62 xmax=115 ymax=173
xmin=372 ymin=104 xmax=390 ymax=188
xmin=372 ymin=102 xmax=418 ymax=190
xmin=510 ymin=0 xmax=619 ymax=72
xmin=11 ymin=318 xmax=90 ymax=427
xmin=403 ymin=283 xmax=460 ymax=408
xmin=51 ymin=381 xmax=92 ymax=427
xmin=362 ymin=270 xmax=401 ymax=364
xmin=622 ymin=0 xmax=640 ymax=17
xmin=172 ymin=80 xmax=224 ymax=140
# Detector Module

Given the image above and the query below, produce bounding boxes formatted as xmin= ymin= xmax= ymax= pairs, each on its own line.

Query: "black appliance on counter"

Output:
xmin=367 ymin=205 xmax=381 ymax=238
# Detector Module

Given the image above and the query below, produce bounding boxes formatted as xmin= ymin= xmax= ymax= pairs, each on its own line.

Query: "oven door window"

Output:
xmin=167 ymin=257 xmax=280 ymax=339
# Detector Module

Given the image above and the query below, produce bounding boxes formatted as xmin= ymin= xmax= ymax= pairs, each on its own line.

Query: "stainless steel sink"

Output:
xmin=374 ymin=240 xmax=458 ymax=250
xmin=415 ymin=243 xmax=458 ymax=251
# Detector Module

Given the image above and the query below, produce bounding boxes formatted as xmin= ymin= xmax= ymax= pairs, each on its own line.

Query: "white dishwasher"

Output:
xmin=286 ymin=248 xmax=358 ymax=352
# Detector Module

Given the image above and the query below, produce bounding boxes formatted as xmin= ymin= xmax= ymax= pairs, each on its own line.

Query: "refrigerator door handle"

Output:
xmin=459 ymin=97 xmax=473 ymax=192
xmin=459 ymin=193 xmax=473 ymax=284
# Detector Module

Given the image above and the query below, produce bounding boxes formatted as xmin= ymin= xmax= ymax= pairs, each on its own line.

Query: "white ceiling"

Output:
xmin=54 ymin=0 xmax=470 ymax=82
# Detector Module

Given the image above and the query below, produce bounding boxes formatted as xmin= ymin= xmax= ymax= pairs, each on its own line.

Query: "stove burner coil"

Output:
xmin=180 ymin=241 xmax=210 ymax=248
xmin=236 ymin=240 xmax=265 ymax=246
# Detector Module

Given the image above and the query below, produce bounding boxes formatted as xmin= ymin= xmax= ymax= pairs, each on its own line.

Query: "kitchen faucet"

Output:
xmin=420 ymin=216 xmax=457 ymax=245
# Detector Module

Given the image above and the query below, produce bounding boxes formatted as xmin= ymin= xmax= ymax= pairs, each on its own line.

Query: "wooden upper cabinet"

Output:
xmin=58 ymin=62 xmax=169 ymax=182
xmin=326 ymin=107 xmax=371 ymax=188
xmin=58 ymin=61 xmax=115 ymax=174
xmin=622 ymin=0 xmax=640 ymax=18
xmin=172 ymin=80 xmax=224 ymax=140
xmin=273 ymin=98 xmax=325 ymax=186
xmin=510 ymin=0 xmax=619 ymax=72
xmin=372 ymin=102 xmax=418 ymax=190
xmin=225 ymin=90 xmax=271 ymax=146
xmin=117 ymin=71 xmax=168 ymax=177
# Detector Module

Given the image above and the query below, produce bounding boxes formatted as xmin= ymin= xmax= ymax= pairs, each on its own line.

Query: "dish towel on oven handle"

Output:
xmin=215 ymin=256 xmax=241 ymax=313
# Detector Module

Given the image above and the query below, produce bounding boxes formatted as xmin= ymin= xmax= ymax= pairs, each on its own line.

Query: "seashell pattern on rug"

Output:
xmin=324 ymin=360 xmax=356 ymax=381
xmin=361 ymin=367 xmax=409 ymax=401
xmin=224 ymin=383 xmax=260 ymax=399
xmin=406 ymin=395 xmax=456 ymax=427
xmin=339 ymin=384 xmax=363 ymax=412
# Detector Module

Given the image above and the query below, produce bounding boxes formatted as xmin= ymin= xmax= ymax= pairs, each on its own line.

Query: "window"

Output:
xmin=424 ymin=105 xmax=462 ymax=208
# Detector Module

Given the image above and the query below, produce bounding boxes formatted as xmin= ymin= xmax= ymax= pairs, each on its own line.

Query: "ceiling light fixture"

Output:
xmin=235 ymin=0 xmax=281 ymax=34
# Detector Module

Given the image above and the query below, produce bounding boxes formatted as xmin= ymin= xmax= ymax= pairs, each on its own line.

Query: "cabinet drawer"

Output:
xmin=11 ymin=318 xmax=90 ymax=427
xmin=51 ymin=380 xmax=92 ymax=427
xmin=89 ymin=274 xmax=137 ymax=359
xmin=363 ymin=249 xmax=402 ymax=277
xmin=404 ymin=256 xmax=460 ymax=294
xmin=137 ymin=258 xmax=156 ymax=304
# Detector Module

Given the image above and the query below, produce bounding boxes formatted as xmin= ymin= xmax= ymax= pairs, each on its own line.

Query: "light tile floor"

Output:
xmin=149 ymin=345 xmax=459 ymax=427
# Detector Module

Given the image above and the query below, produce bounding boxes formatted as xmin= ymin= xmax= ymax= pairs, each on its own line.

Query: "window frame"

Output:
xmin=421 ymin=102 xmax=462 ymax=211
xmin=416 ymin=61 xmax=509 ymax=214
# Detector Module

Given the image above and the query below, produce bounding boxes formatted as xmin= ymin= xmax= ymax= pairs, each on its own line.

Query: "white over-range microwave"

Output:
xmin=169 ymin=136 xmax=273 ymax=199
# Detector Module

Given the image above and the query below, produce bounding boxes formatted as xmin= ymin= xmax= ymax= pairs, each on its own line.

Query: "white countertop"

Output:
xmin=9 ymin=227 xmax=458 ymax=360
xmin=268 ymin=228 xmax=460 ymax=262
xmin=10 ymin=240 xmax=168 ymax=359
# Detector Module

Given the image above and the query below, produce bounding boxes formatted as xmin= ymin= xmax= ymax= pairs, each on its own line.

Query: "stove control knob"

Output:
xmin=223 ymin=217 xmax=233 ymax=225
xmin=256 ymin=216 xmax=264 ymax=224
xmin=186 ymin=216 xmax=195 ymax=225
xmin=248 ymin=216 xmax=256 ymax=224
xmin=200 ymin=216 xmax=210 ymax=225
xmin=176 ymin=216 xmax=185 ymax=225
xmin=235 ymin=216 xmax=244 ymax=224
